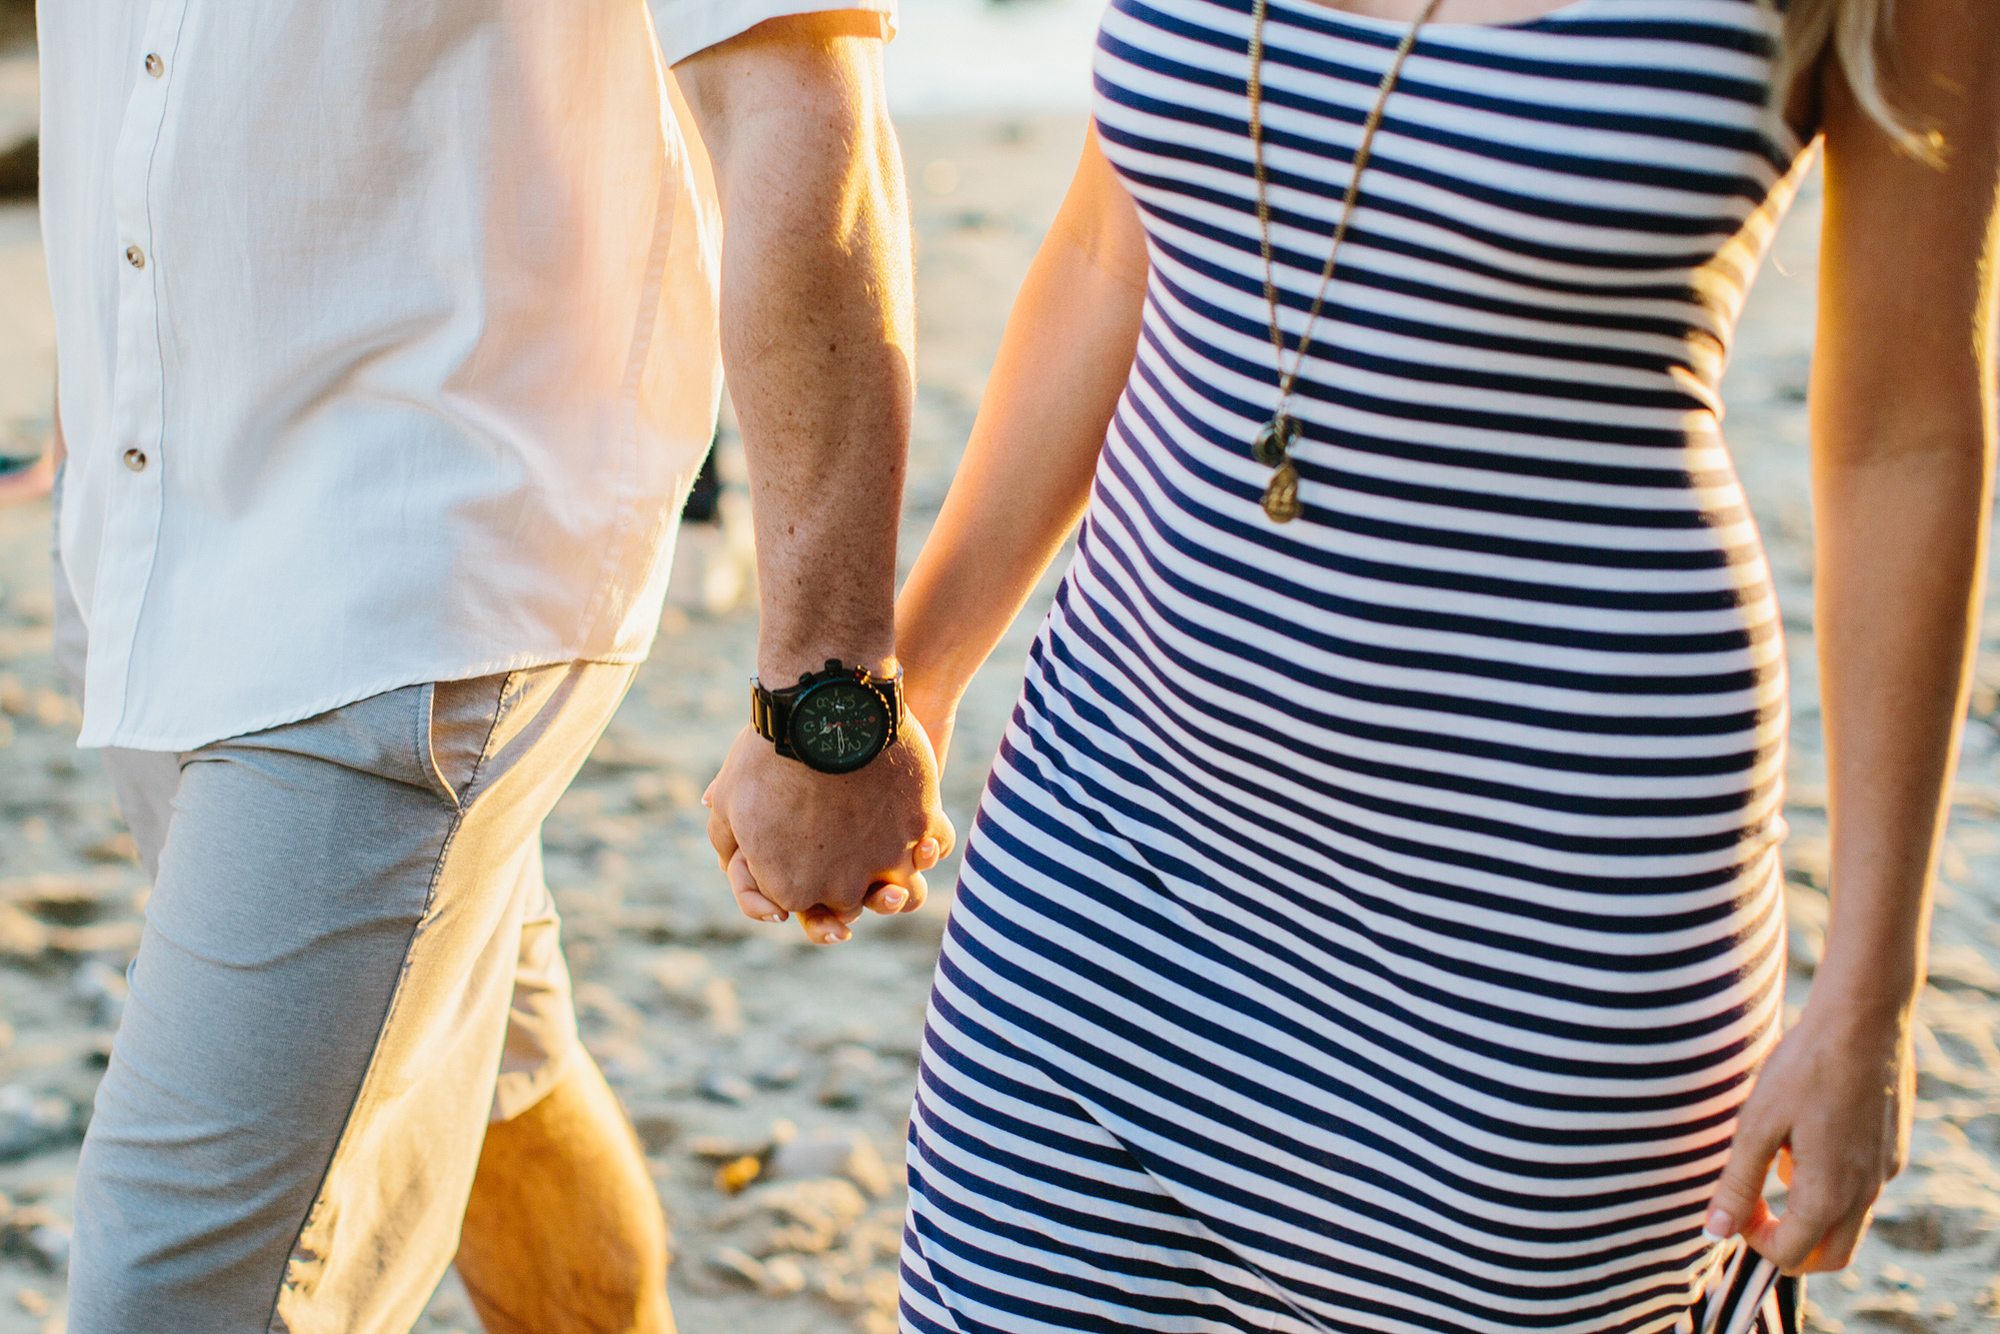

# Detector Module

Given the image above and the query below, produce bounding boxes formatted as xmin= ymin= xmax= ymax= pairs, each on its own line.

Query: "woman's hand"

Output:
xmin=1704 ymin=1000 xmax=1914 ymax=1273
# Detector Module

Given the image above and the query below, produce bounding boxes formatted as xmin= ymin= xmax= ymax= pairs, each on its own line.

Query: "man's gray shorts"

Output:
xmin=53 ymin=563 xmax=634 ymax=1332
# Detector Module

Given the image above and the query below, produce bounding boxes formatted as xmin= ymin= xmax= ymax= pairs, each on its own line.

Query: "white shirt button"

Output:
xmin=123 ymin=449 xmax=148 ymax=472
xmin=125 ymin=245 xmax=146 ymax=269
xmin=145 ymin=54 xmax=165 ymax=77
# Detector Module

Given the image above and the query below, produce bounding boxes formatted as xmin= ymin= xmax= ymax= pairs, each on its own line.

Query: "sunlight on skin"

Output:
xmin=456 ymin=1058 xmax=675 ymax=1334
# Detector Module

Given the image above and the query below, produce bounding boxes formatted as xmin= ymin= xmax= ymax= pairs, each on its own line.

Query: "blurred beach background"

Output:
xmin=6 ymin=3 xmax=2000 ymax=1332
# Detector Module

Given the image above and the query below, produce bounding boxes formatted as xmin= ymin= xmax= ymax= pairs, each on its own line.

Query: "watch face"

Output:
xmin=788 ymin=679 xmax=891 ymax=773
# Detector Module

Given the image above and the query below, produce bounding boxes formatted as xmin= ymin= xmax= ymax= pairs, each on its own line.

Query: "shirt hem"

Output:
xmin=77 ymin=647 xmax=652 ymax=753
xmin=656 ymin=0 xmax=896 ymax=66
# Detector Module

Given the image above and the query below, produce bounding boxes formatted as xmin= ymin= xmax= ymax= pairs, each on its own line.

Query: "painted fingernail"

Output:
xmin=1700 ymin=1209 xmax=1734 ymax=1244
xmin=916 ymin=838 xmax=939 ymax=865
xmin=761 ymin=911 xmax=786 ymax=923
xmin=877 ymin=888 xmax=908 ymax=912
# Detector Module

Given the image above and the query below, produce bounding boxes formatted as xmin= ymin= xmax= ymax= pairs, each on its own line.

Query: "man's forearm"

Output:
xmin=678 ymin=15 xmax=914 ymax=681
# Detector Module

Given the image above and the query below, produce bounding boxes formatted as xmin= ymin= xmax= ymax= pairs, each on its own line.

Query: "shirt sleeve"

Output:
xmin=652 ymin=0 xmax=896 ymax=67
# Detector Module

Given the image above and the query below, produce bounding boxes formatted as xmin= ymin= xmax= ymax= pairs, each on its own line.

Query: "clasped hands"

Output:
xmin=705 ymin=715 xmax=955 ymax=945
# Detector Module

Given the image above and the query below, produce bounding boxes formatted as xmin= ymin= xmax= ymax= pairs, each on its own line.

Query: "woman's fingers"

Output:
xmin=1750 ymin=1179 xmax=1849 ymax=1274
xmin=1735 ymin=1132 xmax=1876 ymax=1272
xmin=799 ymin=904 xmax=856 ymax=945
xmin=1705 ymin=1110 xmax=1789 ymax=1245
xmin=706 ymin=793 xmax=739 ymax=874
xmin=864 ymin=871 xmax=928 ymax=916
xmin=859 ymin=831 xmax=947 ymax=917
xmin=891 ymin=817 xmax=955 ymax=912
xmin=727 ymin=850 xmax=790 ymax=924
xmin=1797 ymin=1202 xmax=1874 ymax=1274
xmin=928 ymin=811 xmax=958 ymax=866
xmin=870 ymin=850 xmax=934 ymax=915
xmin=863 ymin=882 xmax=909 ymax=914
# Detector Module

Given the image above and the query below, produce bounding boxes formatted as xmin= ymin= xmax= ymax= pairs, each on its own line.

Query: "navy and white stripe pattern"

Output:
xmin=903 ymin=1 xmax=1813 ymax=1330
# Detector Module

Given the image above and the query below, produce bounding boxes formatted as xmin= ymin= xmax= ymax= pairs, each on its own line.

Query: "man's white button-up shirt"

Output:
xmin=41 ymin=0 xmax=891 ymax=751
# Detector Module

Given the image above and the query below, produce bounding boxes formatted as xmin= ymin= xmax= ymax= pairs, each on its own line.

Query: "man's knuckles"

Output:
xmin=759 ymin=875 xmax=874 ymax=915
xmin=752 ymin=880 xmax=835 ymax=914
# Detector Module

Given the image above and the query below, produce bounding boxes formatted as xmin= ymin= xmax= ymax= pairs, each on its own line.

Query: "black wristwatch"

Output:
xmin=751 ymin=659 xmax=903 ymax=775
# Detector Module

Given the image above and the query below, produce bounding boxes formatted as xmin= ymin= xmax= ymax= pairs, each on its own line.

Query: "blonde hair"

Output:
xmin=1771 ymin=0 xmax=1945 ymax=163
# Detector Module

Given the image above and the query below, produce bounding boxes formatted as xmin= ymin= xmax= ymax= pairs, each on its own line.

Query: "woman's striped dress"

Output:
xmin=902 ymin=1 xmax=1813 ymax=1330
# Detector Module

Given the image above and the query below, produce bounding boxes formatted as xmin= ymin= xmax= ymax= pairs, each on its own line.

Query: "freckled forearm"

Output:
xmin=678 ymin=16 xmax=914 ymax=683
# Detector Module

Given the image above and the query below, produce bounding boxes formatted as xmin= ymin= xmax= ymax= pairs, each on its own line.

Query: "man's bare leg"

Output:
xmin=456 ymin=1056 xmax=675 ymax=1334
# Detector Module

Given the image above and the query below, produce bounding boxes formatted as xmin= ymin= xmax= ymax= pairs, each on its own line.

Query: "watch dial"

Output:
xmin=789 ymin=680 xmax=890 ymax=772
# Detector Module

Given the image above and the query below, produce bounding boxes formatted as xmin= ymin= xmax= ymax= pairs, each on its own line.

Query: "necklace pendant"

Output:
xmin=1262 ymin=460 xmax=1302 ymax=523
xmin=1252 ymin=414 xmax=1300 ymax=468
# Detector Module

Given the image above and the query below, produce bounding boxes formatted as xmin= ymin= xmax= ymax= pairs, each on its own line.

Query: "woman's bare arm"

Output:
xmin=1707 ymin=0 xmax=2000 ymax=1273
xmin=896 ymin=127 xmax=1150 ymax=761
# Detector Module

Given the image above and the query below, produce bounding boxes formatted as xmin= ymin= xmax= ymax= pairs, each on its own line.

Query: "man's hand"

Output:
xmin=1703 ymin=1002 xmax=1912 ymax=1273
xmin=706 ymin=722 xmax=954 ymax=944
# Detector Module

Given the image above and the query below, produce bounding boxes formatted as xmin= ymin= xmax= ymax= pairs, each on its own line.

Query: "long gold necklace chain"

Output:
xmin=1247 ymin=0 xmax=1442 ymax=522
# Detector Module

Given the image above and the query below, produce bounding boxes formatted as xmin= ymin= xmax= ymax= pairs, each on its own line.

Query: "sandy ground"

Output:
xmin=6 ymin=56 xmax=2000 ymax=1334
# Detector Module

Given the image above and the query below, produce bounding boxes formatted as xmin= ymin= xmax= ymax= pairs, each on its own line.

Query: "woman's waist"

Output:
xmin=1083 ymin=432 xmax=1780 ymax=645
xmin=1000 ymin=621 xmax=1790 ymax=907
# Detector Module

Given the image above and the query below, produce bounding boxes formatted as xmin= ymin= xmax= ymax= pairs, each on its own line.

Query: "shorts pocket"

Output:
xmin=424 ymin=674 xmax=512 ymax=806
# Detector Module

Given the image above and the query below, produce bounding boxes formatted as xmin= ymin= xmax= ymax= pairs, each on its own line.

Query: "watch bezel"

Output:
xmin=785 ymin=676 xmax=894 ymax=775
xmin=750 ymin=659 xmax=903 ymax=775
